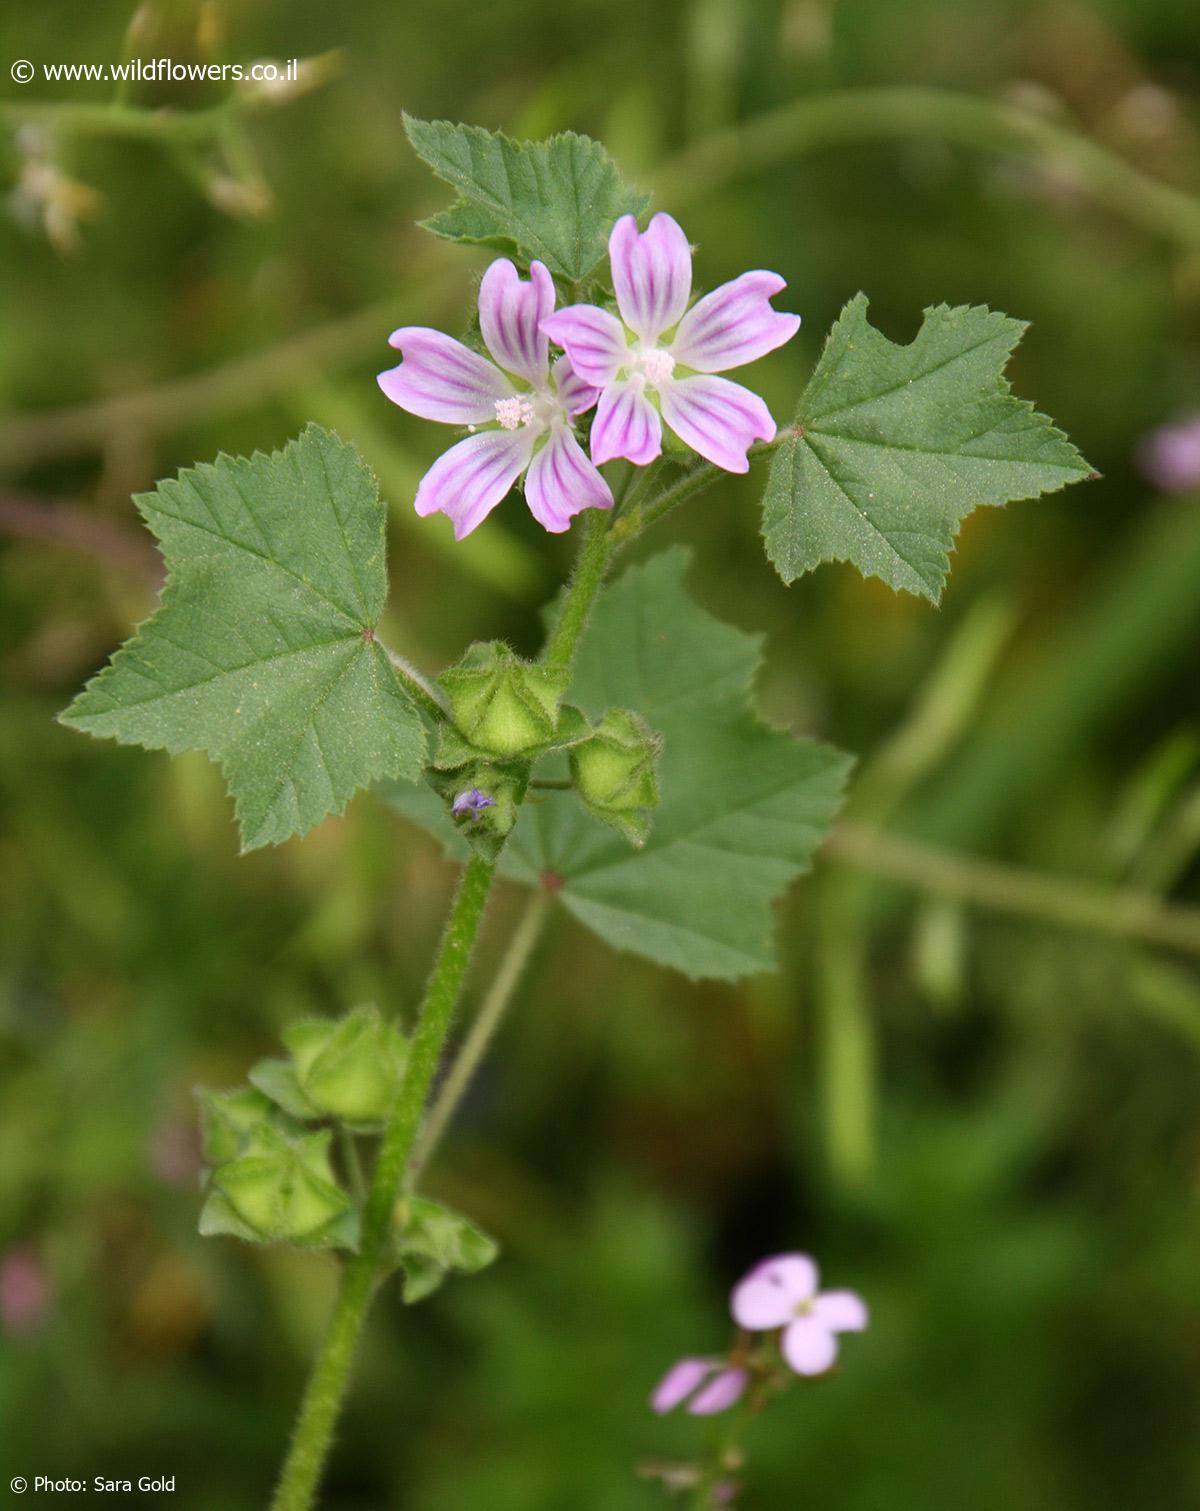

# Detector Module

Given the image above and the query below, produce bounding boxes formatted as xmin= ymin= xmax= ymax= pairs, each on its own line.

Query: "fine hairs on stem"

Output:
xmin=270 ymin=499 xmax=619 ymax=1510
xmin=271 ymin=854 xmax=496 ymax=1511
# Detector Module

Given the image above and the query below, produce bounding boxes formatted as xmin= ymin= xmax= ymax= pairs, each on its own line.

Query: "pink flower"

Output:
xmin=1138 ymin=414 xmax=1200 ymax=493
xmin=0 ymin=1247 xmax=54 ymax=1336
xmin=378 ymin=258 xmax=613 ymax=539
xmin=541 ymin=213 xmax=800 ymax=474
xmin=651 ymin=1356 xmax=748 ymax=1416
xmin=731 ymin=1253 xmax=867 ymax=1376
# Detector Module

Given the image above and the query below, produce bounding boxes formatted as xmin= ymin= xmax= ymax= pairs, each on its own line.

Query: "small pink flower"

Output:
xmin=1138 ymin=414 xmax=1200 ymax=493
xmin=378 ymin=258 xmax=613 ymax=539
xmin=0 ymin=1247 xmax=54 ymax=1336
xmin=542 ymin=213 xmax=800 ymax=473
xmin=651 ymin=1356 xmax=748 ymax=1416
xmin=730 ymin=1253 xmax=867 ymax=1377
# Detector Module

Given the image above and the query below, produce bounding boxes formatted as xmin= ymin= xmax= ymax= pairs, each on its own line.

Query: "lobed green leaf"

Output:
xmin=762 ymin=294 xmax=1093 ymax=601
xmin=60 ymin=425 xmax=425 ymax=850
xmin=403 ymin=115 xmax=648 ymax=281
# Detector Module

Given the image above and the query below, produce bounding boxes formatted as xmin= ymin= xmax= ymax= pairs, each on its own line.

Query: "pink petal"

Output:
xmin=551 ymin=354 xmax=600 ymax=418
xmin=811 ymin=1289 xmax=868 ymax=1334
xmin=609 ymin=213 xmax=693 ymax=342
xmin=670 ymin=271 xmax=801 ymax=373
xmin=525 ymin=426 xmax=614 ymax=533
xmin=378 ymin=328 xmax=513 ymax=426
xmin=541 ymin=306 xmax=628 ymax=388
xmin=730 ymin=1253 xmax=818 ymax=1330
xmin=651 ymin=1356 xmax=714 ymax=1414
xmin=478 ymin=258 xmax=555 ymax=385
xmin=414 ymin=429 xmax=534 ymax=540
xmin=781 ymin=1319 xmax=838 ymax=1377
xmin=687 ymin=1367 xmax=748 ymax=1416
xmin=590 ymin=380 xmax=662 ymax=467
xmin=659 ymin=374 xmax=775 ymax=473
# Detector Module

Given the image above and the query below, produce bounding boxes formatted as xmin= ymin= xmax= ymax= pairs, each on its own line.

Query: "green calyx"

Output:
xmin=440 ymin=641 xmax=569 ymax=757
xmin=280 ymin=1005 xmax=408 ymax=1128
xmin=569 ymin=707 xmax=662 ymax=846
xmin=196 ymin=1085 xmax=280 ymax=1166
xmin=201 ymin=1124 xmax=357 ymax=1249
xmin=427 ymin=760 xmax=529 ymax=862
xmin=389 ymin=1195 xmax=499 ymax=1304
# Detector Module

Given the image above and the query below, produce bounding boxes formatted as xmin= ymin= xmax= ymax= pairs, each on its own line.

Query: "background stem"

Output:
xmin=408 ymin=886 xmax=553 ymax=1184
xmin=657 ymin=86 xmax=1200 ymax=249
xmin=270 ymin=854 xmax=496 ymax=1511
xmin=827 ymin=820 xmax=1200 ymax=953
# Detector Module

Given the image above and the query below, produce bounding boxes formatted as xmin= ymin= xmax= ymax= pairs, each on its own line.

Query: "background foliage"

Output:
xmin=2 ymin=0 xmax=1199 ymax=1506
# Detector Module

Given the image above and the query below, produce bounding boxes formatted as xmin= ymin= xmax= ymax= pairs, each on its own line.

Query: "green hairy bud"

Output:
xmin=570 ymin=707 xmax=662 ymax=846
xmin=281 ymin=1005 xmax=408 ymax=1127
xmin=440 ymin=641 xmax=569 ymax=756
xmin=204 ymin=1125 xmax=355 ymax=1248
xmin=390 ymin=1196 xmax=499 ymax=1305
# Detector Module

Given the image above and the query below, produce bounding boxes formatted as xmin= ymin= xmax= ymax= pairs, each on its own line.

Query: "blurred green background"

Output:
xmin=3 ymin=0 xmax=1200 ymax=1506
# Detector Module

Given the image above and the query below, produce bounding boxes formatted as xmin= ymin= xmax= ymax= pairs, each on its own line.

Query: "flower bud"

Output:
xmin=281 ymin=1005 xmax=407 ymax=1127
xmin=570 ymin=708 xmax=662 ymax=844
xmin=428 ymin=760 xmax=529 ymax=861
xmin=440 ymin=641 xmax=568 ymax=757
xmin=390 ymin=1196 xmax=499 ymax=1304
xmin=195 ymin=1085 xmax=278 ymax=1166
xmin=204 ymin=1125 xmax=355 ymax=1247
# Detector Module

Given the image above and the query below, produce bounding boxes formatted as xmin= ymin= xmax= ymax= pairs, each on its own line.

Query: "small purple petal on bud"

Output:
xmin=651 ymin=1356 xmax=713 ymax=1414
xmin=687 ymin=1366 xmax=748 ymax=1416
xmin=451 ymin=788 xmax=496 ymax=817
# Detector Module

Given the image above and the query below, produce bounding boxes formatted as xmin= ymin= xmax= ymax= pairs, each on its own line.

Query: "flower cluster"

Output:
xmin=379 ymin=214 xmax=799 ymax=539
xmin=652 ymin=1252 xmax=868 ymax=1418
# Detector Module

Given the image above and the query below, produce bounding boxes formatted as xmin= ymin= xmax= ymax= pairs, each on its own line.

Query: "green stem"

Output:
xmin=382 ymin=643 xmax=450 ymax=723
xmin=813 ymin=595 xmax=1017 ymax=1184
xmin=271 ymin=853 xmax=496 ymax=1511
xmin=656 ymin=86 xmax=1200 ymax=250
xmin=815 ymin=892 xmax=877 ymax=1186
xmin=611 ymin=444 xmax=777 ymax=548
xmin=541 ymin=508 xmax=617 ymax=668
xmin=826 ymin=820 xmax=1200 ymax=954
xmin=0 ymin=99 xmax=243 ymax=142
xmin=687 ymin=1382 xmax=762 ymax=1508
xmin=408 ymin=885 xmax=553 ymax=1184
xmin=338 ymin=1125 xmax=366 ymax=1206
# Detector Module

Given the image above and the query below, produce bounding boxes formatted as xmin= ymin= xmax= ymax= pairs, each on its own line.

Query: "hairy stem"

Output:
xmin=541 ymin=507 xmax=617 ymax=668
xmin=409 ymin=885 xmax=553 ymax=1184
xmin=273 ymin=503 xmax=621 ymax=1506
xmin=611 ymin=444 xmax=777 ymax=547
xmin=271 ymin=854 xmax=496 ymax=1511
xmin=382 ymin=643 xmax=450 ymax=723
